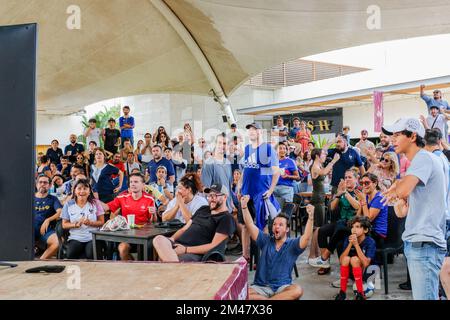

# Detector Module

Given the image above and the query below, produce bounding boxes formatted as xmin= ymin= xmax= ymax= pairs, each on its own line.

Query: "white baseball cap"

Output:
xmin=382 ymin=118 xmax=425 ymax=138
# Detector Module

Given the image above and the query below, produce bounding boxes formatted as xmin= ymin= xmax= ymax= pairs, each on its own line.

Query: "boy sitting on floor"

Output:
xmin=335 ymin=216 xmax=376 ymax=300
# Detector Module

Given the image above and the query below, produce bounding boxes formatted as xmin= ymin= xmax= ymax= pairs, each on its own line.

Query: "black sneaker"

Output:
xmin=354 ymin=292 xmax=366 ymax=300
xmin=398 ymin=281 xmax=411 ymax=291
xmin=334 ymin=291 xmax=346 ymax=300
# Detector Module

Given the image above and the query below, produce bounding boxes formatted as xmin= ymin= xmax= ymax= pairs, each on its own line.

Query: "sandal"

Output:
xmin=318 ymin=267 xmax=331 ymax=275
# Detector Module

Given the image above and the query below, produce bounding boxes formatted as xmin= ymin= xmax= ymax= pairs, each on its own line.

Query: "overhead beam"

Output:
xmin=150 ymin=0 xmax=236 ymax=125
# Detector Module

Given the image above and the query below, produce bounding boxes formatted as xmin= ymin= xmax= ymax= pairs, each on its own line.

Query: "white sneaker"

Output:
xmin=308 ymin=256 xmax=330 ymax=268
xmin=331 ymin=279 xmax=341 ymax=288
xmin=331 ymin=278 xmax=353 ymax=288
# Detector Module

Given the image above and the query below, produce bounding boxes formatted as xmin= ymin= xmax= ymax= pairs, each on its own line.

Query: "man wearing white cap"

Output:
xmin=381 ymin=118 xmax=447 ymax=300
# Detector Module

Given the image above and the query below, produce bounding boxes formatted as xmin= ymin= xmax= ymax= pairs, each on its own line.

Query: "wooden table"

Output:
xmin=0 ymin=260 xmax=248 ymax=300
xmin=91 ymin=224 xmax=179 ymax=261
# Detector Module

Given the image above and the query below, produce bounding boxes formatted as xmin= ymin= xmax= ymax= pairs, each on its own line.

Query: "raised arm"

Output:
xmin=312 ymin=153 xmax=340 ymax=178
xmin=299 ymin=204 xmax=315 ymax=249
xmin=241 ymin=195 xmax=259 ymax=241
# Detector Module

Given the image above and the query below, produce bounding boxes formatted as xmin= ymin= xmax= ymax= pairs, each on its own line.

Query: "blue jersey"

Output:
xmin=367 ymin=192 xmax=388 ymax=237
xmin=277 ymin=157 xmax=297 ymax=187
xmin=343 ymin=236 xmax=376 ymax=260
xmin=241 ymin=143 xmax=279 ymax=197
xmin=328 ymin=148 xmax=363 ymax=187
xmin=147 ymin=158 xmax=175 ymax=184
xmin=34 ymin=194 xmax=62 ymax=228
xmin=119 ymin=116 xmax=135 ymax=138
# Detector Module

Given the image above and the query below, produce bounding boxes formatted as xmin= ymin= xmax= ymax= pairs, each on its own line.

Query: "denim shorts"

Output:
xmin=35 ymin=227 xmax=55 ymax=244
xmin=274 ymin=185 xmax=294 ymax=203
xmin=250 ymin=284 xmax=292 ymax=298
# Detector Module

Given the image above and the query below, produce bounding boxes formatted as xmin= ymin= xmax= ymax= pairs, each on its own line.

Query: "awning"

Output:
xmin=2 ymin=0 xmax=450 ymax=115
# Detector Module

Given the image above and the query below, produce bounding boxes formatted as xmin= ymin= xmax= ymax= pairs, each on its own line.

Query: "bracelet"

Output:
xmin=185 ymin=246 xmax=188 ymax=254
xmin=360 ymin=202 xmax=367 ymax=206
xmin=242 ymin=207 xmax=248 ymax=209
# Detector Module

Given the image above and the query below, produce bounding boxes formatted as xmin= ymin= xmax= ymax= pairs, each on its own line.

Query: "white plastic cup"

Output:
xmin=127 ymin=214 xmax=135 ymax=227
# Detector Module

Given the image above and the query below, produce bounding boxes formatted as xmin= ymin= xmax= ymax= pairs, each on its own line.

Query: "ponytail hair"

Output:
xmin=179 ymin=173 xmax=203 ymax=195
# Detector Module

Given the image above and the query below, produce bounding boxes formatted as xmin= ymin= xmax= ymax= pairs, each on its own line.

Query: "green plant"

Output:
xmin=311 ymin=134 xmax=336 ymax=149
xmin=79 ymin=105 xmax=121 ymax=148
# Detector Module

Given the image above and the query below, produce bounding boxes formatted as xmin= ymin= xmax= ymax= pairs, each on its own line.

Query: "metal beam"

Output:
xmin=150 ymin=0 xmax=236 ymax=125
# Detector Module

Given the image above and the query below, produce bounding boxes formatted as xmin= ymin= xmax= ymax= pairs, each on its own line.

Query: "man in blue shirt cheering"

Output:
xmin=241 ymin=195 xmax=315 ymax=300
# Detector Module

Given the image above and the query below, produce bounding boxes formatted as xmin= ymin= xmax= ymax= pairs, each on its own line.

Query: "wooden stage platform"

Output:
xmin=0 ymin=259 xmax=248 ymax=300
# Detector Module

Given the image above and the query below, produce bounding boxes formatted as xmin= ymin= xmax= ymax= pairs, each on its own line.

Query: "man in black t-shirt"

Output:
xmin=103 ymin=118 xmax=121 ymax=155
xmin=153 ymin=183 xmax=235 ymax=262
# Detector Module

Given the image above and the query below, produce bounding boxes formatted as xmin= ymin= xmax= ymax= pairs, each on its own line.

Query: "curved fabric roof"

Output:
xmin=1 ymin=0 xmax=450 ymax=114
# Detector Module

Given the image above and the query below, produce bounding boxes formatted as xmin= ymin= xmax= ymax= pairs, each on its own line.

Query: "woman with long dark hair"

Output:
xmin=162 ymin=173 xmax=207 ymax=223
xmin=61 ymin=179 xmax=105 ymax=259
xmin=307 ymin=148 xmax=340 ymax=266
xmin=355 ymin=173 xmax=388 ymax=247
xmin=310 ymin=148 xmax=340 ymax=227
xmin=154 ymin=126 xmax=170 ymax=145
xmin=91 ymin=148 xmax=124 ymax=203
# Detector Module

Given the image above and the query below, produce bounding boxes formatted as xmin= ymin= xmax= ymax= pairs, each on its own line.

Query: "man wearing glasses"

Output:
xmin=34 ymin=175 xmax=62 ymax=259
xmin=153 ymin=183 xmax=234 ymax=262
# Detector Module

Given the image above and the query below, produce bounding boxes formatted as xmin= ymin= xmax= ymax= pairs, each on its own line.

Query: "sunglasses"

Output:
xmin=379 ymin=157 xmax=390 ymax=163
xmin=360 ymin=181 xmax=372 ymax=186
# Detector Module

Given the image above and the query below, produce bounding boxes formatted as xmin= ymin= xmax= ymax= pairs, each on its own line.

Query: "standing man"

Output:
xmin=420 ymin=84 xmax=450 ymax=114
xmin=355 ymin=129 xmax=375 ymax=158
xmin=83 ymin=118 xmax=102 ymax=147
xmin=238 ymin=122 xmax=281 ymax=260
xmin=273 ymin=143 xmax=300 ymax=208
xmin=34 ymin=175 xmax=62 ymax=260
xmin=147 ymin=145 xmax=175 ymax=184
xmin=103 ymin=118 xmax=121 ymax=155
xmin=326 ymin=134 xmax=365 ymax=195
xmin=46 ymin=140 xmax=63 ymax=165
xmin=202 ymin=133 xmax=234 ymax=212
xmin=272 ymin=116 xmax=289 ymax=144
xmin=382 ymin=118 xmax=447 ymax=300
xmin=289 ymin=117 xmax=301 ymax=140
xmin=64 ymin=134 xmax=85 ymax=163
xmin=119 ymin=106 xmax=135 ymax=148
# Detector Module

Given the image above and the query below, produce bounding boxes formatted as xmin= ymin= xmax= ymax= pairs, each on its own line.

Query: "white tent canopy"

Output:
xmin=2 ymin=0 xmax=450 ymax=115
